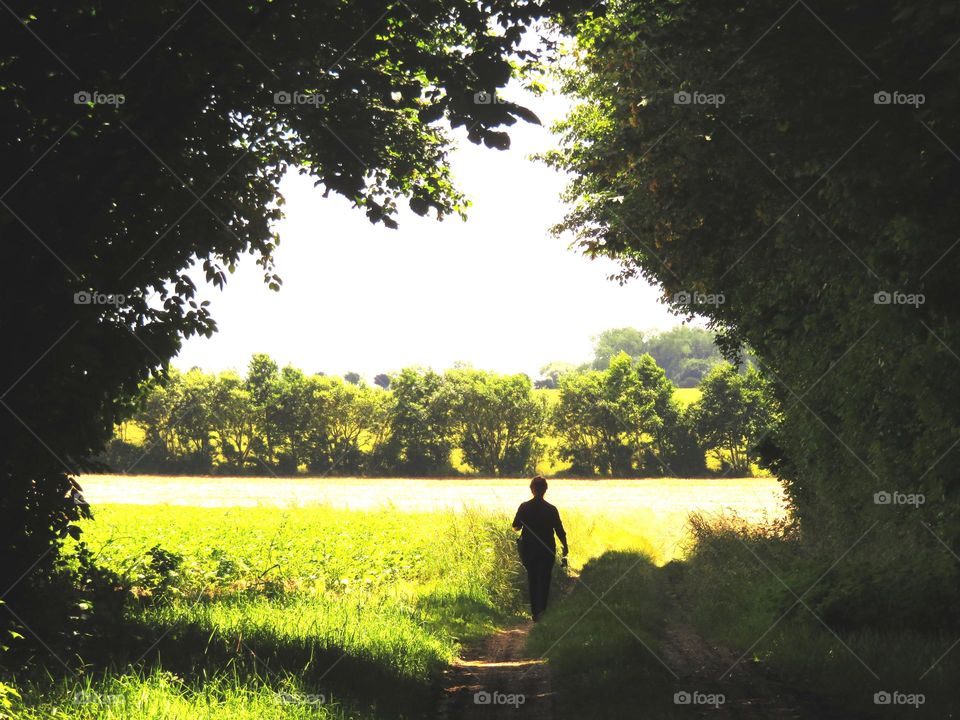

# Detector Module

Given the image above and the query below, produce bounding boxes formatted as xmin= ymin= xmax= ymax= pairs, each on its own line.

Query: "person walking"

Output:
xmin=512 ymin=476 xmax=568 ymax=621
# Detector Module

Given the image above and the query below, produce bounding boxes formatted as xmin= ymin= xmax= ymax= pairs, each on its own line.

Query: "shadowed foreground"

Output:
xmin=439 ymin=624 xmax=552 ymax=720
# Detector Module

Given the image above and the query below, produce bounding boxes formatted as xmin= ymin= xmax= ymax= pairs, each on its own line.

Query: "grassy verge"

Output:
xmin=528 ymin=513 xmax=960 ymax=719
xmin=526 ymin=551 xmax=682 ymax=719
xmin=2 ymin=505 xmax=527 ymax=719
xmin=680 ymin=513 xmax=960 ymax=719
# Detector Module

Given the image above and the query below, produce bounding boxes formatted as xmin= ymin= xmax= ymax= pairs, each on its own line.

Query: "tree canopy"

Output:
xmin=591 ymin=326 xmax=724 ymax=386
xmin=550 ymin=0 xmax=960 ymax=621
xmin=553 ymin=352 xmax=691 ymax=476
xmin=693 ymin=363 xmax=777 ymax=475
xmin=0 ymin=0 xmax=593 ymax=595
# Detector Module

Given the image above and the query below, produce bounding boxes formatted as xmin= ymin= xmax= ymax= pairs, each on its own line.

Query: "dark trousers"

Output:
xmin=524 ymin=552 xmax=554 ymax=618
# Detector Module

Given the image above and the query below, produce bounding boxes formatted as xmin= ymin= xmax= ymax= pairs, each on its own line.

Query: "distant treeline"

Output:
xmin=101 ymin=351 xmax=777 ymax=478
xmin=538 ymin=326 xmax=727 ymax=389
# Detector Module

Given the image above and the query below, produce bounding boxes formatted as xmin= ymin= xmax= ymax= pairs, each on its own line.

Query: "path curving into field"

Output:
xmin=435 ymin=568 xmax=850 ymax=720
xmin=437 ymin=622 xmax=553 ymax=720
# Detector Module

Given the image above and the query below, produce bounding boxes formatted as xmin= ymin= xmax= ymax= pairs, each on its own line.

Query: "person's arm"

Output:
xmin=512 ymin=504 xmax=524 ymax=532
xmin=554 ymin=508 xmax=568 ymax=556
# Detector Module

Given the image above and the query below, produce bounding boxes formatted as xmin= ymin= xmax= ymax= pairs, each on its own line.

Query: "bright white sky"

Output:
xmin=173 ymin=85 xmax=689 ymax=380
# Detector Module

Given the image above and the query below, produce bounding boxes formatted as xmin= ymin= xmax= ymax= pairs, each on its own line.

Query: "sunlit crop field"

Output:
xmin=671 ymin=386 xmax=702 ymax=407
xmin=79 ymin=475 xmax=786 ymax=565
xmin=15 ymin=504 xmax=524 ymax=719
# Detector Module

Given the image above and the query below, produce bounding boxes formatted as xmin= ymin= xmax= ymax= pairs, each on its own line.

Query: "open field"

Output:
xmin=671 ymin=387 xmax=702 ymax=407
xmin=11 ymin=504 xmax=521 ymax=719
xmin=79 ymin=475 xmax=787 ymax=564
xmin=4 ymin=476 xmax=789 ymax=719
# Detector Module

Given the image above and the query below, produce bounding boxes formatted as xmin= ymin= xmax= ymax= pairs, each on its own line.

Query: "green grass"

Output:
xmin=525 ymin=512 xmax=960 ymax=719
xmin=4 ymin=505 xmax=527 ymax=719
xmin=678 ymin=513 xmax=960 ymax=719
xmin=11 ymin=670 xmax=363 ymax=720
xmin=4 ymin=498 xmax=687 ymax=719
xmin=3 ymin=481 xmax=793 ymax=719
xmin=527 ymin=552 xmax=690 ymax=719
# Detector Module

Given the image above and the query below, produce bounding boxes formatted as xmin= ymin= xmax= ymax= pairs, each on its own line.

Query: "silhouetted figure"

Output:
xmin=512 ymin=476 xmax=568 ymax=621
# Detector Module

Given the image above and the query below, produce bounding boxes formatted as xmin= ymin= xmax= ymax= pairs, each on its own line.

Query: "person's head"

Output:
xmin=530 ymin=476 xmax=548 ymax=498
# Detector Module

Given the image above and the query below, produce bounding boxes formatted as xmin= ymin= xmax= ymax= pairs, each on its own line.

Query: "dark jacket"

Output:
xmin=513 ymin=496 xmax=568 ymax=558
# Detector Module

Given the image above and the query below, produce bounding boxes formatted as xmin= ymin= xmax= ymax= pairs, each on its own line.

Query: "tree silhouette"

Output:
xmin=0 ymin=0 xmax=591 ymax=600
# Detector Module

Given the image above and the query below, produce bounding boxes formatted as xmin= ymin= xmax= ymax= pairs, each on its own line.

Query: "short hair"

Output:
xmin=530 ymin=476 xmax=548 ymax=496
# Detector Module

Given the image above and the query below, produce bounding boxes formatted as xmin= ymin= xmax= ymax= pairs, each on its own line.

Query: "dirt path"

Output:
xmin=660 ymin=620 xmax=811 ymax=719
xmin=437 ymin=569 xmax=847 ymax=720
xmin=658 ymin=571 xmax=846 ymax=720
xmin=437 ymin=621 xmax=553 ymax=720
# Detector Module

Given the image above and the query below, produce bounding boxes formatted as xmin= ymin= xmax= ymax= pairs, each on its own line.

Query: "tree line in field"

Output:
xmin=538 ymin=325 xmax=725 ymax=389
xmin=101 ymin=351 xmax=776 ymax=477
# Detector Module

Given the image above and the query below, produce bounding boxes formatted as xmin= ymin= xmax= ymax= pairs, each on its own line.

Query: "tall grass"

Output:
xmin=526 ymin=551 xmax=684 ymax=718
xmin=12 ymin=669 xmax=362 ymax=720
xmin=3 ymin=505 xmax=527 ymax=719
xmin=682 ymin=512 xmax=960 ymax=718
xmin=524 ymin=511 xmax=959 ymax=719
